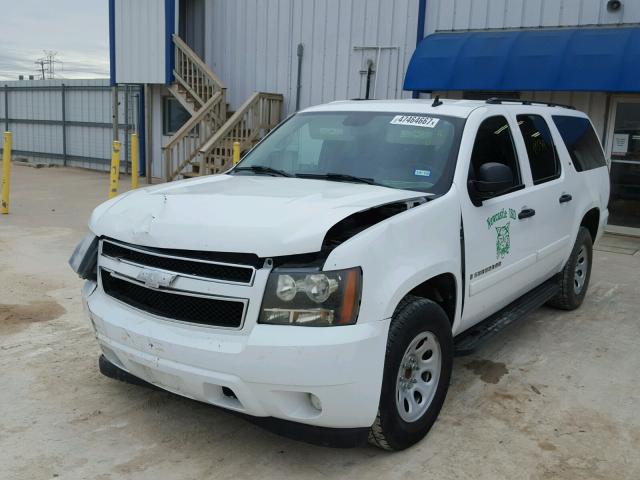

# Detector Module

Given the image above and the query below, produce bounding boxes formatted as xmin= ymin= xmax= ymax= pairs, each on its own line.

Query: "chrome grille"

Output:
xmin=101 ymin=239 xmax=256 ymax=285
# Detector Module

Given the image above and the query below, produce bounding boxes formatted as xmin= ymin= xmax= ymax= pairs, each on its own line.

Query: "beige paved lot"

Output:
xmin=1 ymin=165 xmax=639 ymax=480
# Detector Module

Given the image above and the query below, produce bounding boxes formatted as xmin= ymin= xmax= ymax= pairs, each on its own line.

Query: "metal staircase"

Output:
xmin=163 ymin=35 xmax=283 ymax=181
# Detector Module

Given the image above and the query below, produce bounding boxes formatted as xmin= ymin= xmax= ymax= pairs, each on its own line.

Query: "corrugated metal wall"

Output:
xmin=115 ymin=0 xmax=168 ymax=84
xmin=202 ymin=0 xmax=640 ymax=116
xmin=0 ymin=79 xmax=139 ymax=171
xmin=205 ymin=0 xmax=420 ymax=114
xmin=425 ymin=0 xmax=640 ymax=33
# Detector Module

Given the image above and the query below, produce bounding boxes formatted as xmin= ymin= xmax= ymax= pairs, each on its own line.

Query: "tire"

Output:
xmin=368 ymin=296 xmax=453 ymax=451
xmin=548 ymin=226 xmax=593 ymax=310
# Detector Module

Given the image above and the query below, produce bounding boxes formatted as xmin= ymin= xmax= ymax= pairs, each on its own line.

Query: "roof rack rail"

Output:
xmin=485 ymin=97 xmax=575 ymax=110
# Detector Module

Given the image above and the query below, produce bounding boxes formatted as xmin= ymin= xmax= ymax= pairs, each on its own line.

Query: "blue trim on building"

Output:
xmin=405 ymin=27 xmax=640 ymax=93
xmin=412 ymin=0 xmax=427 ymax=99
xmin=138 ymin=87 xmax=146 ymax=176
xmin=165 ymin=0 xmax=176 ymax=85
xmin=108 ymin=0 xmax=116 ymax=86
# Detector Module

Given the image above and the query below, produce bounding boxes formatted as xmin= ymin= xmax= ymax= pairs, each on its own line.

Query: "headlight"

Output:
xmin=68 ymin=232 xmax=99 ymax=280
xmin=259 ymin=267 xmax=362 ymax=327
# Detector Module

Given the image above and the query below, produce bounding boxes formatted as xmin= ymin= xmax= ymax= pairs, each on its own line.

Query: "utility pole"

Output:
xmin=35 ymin=59 xmax=46 ymax=80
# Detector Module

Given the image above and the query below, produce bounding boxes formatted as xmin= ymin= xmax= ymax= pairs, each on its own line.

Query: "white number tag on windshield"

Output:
xmin=390 ymin=115 xmax=439 ymax=128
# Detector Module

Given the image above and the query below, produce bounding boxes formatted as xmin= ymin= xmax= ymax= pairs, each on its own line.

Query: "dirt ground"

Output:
xmin=1 ymin=165 xmax=639 ymax=480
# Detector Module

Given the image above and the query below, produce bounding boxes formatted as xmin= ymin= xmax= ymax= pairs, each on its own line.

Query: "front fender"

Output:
xmin=324 ymin=188 xmax=463 ymax=332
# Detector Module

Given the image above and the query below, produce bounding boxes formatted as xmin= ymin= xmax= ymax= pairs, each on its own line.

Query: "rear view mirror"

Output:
xmin=469 ymin=162 xmax=514 ymax=205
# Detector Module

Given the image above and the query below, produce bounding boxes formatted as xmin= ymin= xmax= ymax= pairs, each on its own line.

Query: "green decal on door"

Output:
xmin=495 ymin=223 xmax=510 ymax=259
xmin=486 ymin=208 xmax=517 ymax=229
xmin=486 ymin=208 xmax=516 ymax=259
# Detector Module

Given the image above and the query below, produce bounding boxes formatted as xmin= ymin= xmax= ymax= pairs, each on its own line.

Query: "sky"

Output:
xmin=0 ymin=0 xmax=109 ymax=80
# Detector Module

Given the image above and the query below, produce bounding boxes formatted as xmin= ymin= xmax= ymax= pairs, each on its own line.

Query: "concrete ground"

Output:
xmin=1 ymin=165 xmax=639 ymax=480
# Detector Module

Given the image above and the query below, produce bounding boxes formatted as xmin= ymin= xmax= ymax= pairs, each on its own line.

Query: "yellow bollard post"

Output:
xmin=233 ymin=141 xmax=241 ymax=166
xmin=1 ymin=131 xmax=12 ymax=214
xmin=131 ymin=133 xmax=139 ymax=189
xmin=109 ymin=141 xmax=121 ymax=199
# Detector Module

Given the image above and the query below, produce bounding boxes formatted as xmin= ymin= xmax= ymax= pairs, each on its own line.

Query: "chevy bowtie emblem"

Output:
xmin=136 ymin=268 xmax=177 ymax=289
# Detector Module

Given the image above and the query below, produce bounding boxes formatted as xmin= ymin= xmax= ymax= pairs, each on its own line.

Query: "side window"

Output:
xmin=552 ymin=116 xmax=606 ymax=172
xmin=516 ymin=114 xmax=560 ymax=184
xmin=469 ymin=115 xmax=522 ymax=190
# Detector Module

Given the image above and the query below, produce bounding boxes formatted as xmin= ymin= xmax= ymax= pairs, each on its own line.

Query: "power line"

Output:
xmin=34 ymin=51 xmax=63 ymax=80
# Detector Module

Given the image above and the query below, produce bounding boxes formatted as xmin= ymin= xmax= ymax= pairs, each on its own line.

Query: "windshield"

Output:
xmin=231 ymin=111 xmax=465 ymax=194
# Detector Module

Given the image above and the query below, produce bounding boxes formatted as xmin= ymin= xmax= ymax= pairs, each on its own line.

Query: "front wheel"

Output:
xmin=369 ymin=296 xmax=453 ymax=451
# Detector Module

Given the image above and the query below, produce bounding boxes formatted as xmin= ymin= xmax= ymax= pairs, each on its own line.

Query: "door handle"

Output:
xmin=518 ymin=208 xmax=536 ymax=220
xmin=559 ymin=194 xmax=573 ymax=203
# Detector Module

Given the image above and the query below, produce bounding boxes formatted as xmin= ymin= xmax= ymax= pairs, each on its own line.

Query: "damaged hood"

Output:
xmin=89 ymin=174 xmax=424 ymax=257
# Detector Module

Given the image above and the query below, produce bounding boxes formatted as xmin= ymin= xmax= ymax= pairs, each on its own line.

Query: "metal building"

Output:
xmin=109 ymin=0 xmax=640 ymax=233
xmin=205 ymin=0 xmax=421 ymax=112
xmin=111 ymin=0 xmax=424 ymax=182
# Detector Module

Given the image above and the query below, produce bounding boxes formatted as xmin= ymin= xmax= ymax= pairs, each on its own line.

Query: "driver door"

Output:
xmin=459 ymin=113 xmax=541 ymax=329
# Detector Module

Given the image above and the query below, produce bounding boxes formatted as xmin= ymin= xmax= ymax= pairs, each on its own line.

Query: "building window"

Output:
xmin=604 ymin=100 xmax=640 ymax=229
xmin=517 ymin=114 xmax=560 ymax=184
xmin=163 ymin=97 xmax=190 ymax=136
xmin=609 ymin=102 xmax=640 ymax=163
xmin=469 ymin=115 xmax=522 ymax=195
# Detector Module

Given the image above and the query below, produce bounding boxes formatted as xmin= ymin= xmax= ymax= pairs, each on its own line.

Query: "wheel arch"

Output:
xmin=580 ymin=207 xmax=600 ymax=243
xmin=393 ymin=273 xmax=458 ymax=329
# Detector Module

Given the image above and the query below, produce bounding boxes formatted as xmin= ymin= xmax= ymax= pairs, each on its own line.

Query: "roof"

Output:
xmin=301 ymin=99 xmax=485 ymax=118
xmin=300 ymin=98 xmax=589 ymax=119
xmin=404 ymin=27 xmax=640 ymax=93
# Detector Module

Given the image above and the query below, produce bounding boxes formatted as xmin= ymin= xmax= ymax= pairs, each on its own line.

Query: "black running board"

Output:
xmin=454 ymin=279 xmax=560 ymax=356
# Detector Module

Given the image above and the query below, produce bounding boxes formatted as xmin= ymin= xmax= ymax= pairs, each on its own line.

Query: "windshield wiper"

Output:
xmin=296 ymin=172 xmax=379 ymax=186
xmin=233 ymin=165 xmax=293 ymax=177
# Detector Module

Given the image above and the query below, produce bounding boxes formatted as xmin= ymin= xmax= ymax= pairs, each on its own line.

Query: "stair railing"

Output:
xmin=197 ymin=92 xmax=284 ymax=174
xmin=163 ymin=92 xmax=225 ymax=180
xmin=173 ymin=34 xmax=225 ymax=108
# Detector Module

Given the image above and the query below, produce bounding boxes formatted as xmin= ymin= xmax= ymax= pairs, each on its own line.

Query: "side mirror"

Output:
xmin=468 ymin=162 xmax=514 ymax=205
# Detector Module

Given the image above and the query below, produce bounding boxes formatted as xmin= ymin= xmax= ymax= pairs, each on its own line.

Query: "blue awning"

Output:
xmin=404 ymin=27 xmax=640 ymax=93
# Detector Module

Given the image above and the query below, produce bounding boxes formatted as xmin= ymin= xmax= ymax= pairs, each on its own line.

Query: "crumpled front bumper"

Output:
xmin=83 ymin=281 xmax=389 ymax=429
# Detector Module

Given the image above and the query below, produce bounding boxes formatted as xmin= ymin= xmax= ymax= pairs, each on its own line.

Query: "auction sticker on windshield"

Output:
xmin=390 ymin=115 xmax=440 ymax=128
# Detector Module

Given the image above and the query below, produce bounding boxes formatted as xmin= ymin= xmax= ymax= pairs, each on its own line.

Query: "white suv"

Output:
xmin=70 ymin=98 xmax=610 ymax=450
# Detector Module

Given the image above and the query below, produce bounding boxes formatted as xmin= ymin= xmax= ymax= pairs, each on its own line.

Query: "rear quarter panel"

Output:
xmin=578 ymin=166 xmax=610 ymax=241
xmin=548 ymin=112 xmax=610 ymax=253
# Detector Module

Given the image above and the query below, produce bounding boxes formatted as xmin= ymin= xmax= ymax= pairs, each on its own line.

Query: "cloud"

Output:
xmin=0 ymin=0 xmax=109 ymax=80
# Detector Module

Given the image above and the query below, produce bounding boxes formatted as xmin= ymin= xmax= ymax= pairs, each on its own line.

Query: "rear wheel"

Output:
xmin=369 ymin=296 xmax=452 ymax=451
xmin=548 ymin=226 xmax=593 ymax=310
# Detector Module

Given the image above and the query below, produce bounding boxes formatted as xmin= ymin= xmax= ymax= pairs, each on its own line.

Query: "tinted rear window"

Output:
xmin=552 ymin=116 xmax=606 ymax=172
